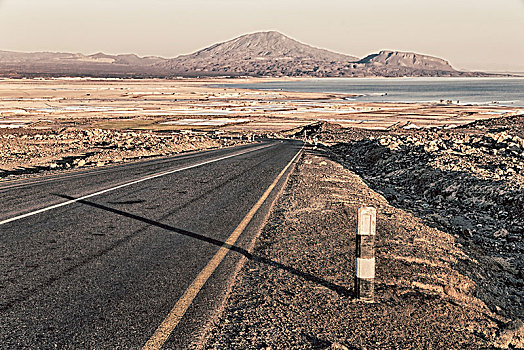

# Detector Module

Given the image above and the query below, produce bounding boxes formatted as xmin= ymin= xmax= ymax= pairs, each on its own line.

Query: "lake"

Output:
xmin=220 ymin=77 xmax=524 ymax=107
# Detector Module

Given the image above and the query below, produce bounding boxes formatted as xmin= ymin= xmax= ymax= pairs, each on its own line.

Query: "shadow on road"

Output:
xmin=58 ymin=194 xmax=353 ymax=298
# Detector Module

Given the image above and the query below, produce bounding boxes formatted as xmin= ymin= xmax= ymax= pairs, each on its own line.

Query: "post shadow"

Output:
xmin=0 ymin=152 xmax=309 ymax=312
xmin=57 ymin=194 xmax=353 ymax=298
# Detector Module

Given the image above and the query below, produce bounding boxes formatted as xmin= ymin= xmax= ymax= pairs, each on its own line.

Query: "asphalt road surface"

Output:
xmin=0 ymin=140 xmax=303 ymax=349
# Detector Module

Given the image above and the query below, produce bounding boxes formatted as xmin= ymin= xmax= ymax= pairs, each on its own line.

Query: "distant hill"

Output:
xmin=0 ymin=32 xmax=493 ymax=78
xmin=353 ymin=50 xmax=458 ymax=77
xmin=0 ymin=50 xmax=164 ymax=77
xmin=359 ymin=50 xmax=454 ymax=70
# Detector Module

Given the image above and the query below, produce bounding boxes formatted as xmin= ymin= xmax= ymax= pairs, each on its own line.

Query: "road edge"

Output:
xmin=191 ymin=144 xmax=305 ymax=350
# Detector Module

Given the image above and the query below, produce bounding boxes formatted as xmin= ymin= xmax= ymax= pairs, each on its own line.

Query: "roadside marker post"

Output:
xmin=355 ymin=206 xmax=376 ymax=302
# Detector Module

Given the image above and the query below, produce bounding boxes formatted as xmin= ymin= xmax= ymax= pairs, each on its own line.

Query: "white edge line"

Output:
xmin=0 ymin=144 xmax=273 ymax=226
xmin=0 ymin=143 xmax=251 ymax=191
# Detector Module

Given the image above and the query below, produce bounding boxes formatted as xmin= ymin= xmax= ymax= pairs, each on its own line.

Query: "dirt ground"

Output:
xmin=201 ymin=147 xmax=523 ymax=349
xmin=1 ymin=78 xmax=522 ymax=133
xmin=327 ymin=115 xmax=524 ymax=323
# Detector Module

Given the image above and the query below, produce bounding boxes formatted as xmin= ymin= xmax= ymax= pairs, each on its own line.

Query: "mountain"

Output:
xmin=359 ymin=50 xmax=454 ymax=70
xmin=0 ymin=50 xmax=165 ymax=77
xmin=353 ymin=50 xmax=457 ymax=76
xmin=156 ymin=31 xmax=359 ymax=76
xmin=157 ymin=33 xmax=486 ymax=77
xmin=0 ymin=32 xmax=491 ymax=77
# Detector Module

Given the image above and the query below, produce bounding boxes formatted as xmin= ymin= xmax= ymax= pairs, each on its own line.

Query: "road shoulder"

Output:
xmin=202 ymin=148 xmax=506 ymax=349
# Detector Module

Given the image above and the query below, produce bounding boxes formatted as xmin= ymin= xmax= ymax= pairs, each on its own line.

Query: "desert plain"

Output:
xmin=1 ymin=77 xmax=522 ymax=174
xmin=1 ymin=78 xmax=523 ymax=349
xmin=1 ymin=78 xmax=522 ymax=132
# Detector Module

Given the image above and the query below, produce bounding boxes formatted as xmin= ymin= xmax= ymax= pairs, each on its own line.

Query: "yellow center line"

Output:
xmin=143 ymin=145 xmax=303 ymax=350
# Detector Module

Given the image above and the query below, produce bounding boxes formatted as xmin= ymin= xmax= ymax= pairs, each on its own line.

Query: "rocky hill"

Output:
xmin=156 ymin=31 xmax=359 ymax=76
xmin=157 ymin=32 xmax=475 ymax=77
xmin=0 ymin=31 xmax=491 ymax=77
xmin=359 ymin=50 xmax=454 ymax=70
xmin=354 ymin=50 xmax=458 ymax=77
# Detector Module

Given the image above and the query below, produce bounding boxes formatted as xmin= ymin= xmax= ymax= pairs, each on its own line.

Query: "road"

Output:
xmin=0 ymin=140 xmax=302 ymax=349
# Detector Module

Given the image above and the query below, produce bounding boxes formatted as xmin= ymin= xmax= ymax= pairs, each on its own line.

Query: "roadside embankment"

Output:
xmin=203 ymin=147 xmax=522 ymax=349
xmin=0 ymin=128 xmax=244 ymax=178
xmin=329 ymin=115 xmax=524 ymax=324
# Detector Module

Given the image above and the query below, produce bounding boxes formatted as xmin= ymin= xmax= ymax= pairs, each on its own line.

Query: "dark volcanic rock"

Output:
xmin=328 ymin=114 xmax=524 ymax=322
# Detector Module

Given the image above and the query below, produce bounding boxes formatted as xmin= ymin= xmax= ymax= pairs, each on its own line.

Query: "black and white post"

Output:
xmin=355 ymin=206 xmax=376 ymax=302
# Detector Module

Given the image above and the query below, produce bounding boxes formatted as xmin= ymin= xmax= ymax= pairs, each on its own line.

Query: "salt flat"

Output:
xmin=1 ymin=78 xmax=522 ymax=134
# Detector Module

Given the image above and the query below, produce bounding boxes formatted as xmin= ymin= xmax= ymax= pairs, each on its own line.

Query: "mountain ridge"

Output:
xmin=0 ymin=31 xmax=494 ymax=77
xmin=156 ymin=31 xmax=360 ymax=76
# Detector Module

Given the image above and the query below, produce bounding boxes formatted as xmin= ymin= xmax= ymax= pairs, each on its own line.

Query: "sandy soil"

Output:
xmin=0 ymin=78 xmax=522 ymax=134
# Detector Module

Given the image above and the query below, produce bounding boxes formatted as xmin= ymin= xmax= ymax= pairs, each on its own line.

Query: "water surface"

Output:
xmin=221 ymin=78 xmax=524 ymax=106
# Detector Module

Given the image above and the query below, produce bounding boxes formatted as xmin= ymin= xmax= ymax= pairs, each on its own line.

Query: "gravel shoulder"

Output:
xmin=202 ymin=132 xmax=523 ymax=348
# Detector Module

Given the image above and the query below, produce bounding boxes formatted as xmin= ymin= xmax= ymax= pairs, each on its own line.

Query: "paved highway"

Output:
xmin=0 ymin=140 xmax=302 ymax=349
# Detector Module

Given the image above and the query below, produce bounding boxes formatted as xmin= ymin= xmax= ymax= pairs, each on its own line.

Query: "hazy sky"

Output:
xmin=1 ymin=0 xmax=523 ymax=72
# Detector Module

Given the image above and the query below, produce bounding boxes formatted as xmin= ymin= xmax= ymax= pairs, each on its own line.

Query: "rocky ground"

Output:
xmin=202 ymin=150 xmax=522 ymax=349
xmin=201 ymin=114 xmax=524 ymax=349
xmin=0 ymin=128 xmax=243 ymax=178
xmin=328 ymin=115 xmax=524 ymax=324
